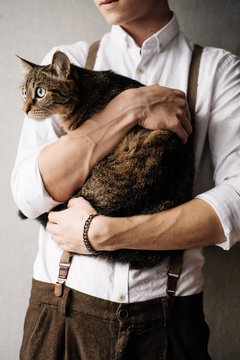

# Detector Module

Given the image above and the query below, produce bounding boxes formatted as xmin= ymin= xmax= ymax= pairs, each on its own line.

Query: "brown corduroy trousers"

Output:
xmin=20 ymin=279 xmax=211 ymax=360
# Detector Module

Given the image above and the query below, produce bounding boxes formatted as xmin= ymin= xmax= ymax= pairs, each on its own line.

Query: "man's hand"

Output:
xmin=128 ymin=85 xmax=192 ymax=143
xmin=46 ymin=197 xmax=98 ymax=254
xmin=39 ymin=84 xmax=191 ymax=202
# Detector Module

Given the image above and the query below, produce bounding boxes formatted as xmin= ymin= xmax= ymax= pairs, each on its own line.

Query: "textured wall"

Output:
xmin=0 ymin=1 xmax=239 ymax=359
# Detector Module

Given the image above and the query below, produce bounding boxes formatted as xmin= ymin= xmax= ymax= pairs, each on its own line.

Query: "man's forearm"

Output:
xmin=92 ymin=198 xmax=226 ymax=251
xmin=38 ymin=91 xmax=137 ymax=202
xmin=39 ymin=85 xmax=191 ymax=203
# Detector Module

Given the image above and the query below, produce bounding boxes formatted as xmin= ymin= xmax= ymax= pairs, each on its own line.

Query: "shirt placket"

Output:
xmin=112 ymin=262 xmax=129 ymax=303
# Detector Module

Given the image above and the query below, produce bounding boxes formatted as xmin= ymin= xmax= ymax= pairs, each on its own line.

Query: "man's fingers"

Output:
xmin=173 ymin=89 xmax=186 ymax=99
xmin=68 ymin=197 xmax=86 ymax=208
xmin=174 ymin=123 xmax=189 ymax=144
xmin=173 ymin=91 xmax=192 ymax=134
xmin=185 ymin=103 xmax=191 ymax=125
xmin=181 ymin=112 xmax=192 ymax=135
xmin=46 ymin=220 xmax=60 ymax=235
xmin=67 ymin=197 xmax=85 ymax=208
xmin=48 ymin=208 xmax=69 ymax=222
xmin=174 ymin=104 xmax=192 ymax=140
xmin=68 ymin=197 xmax=97 ymax=215
xmin=178 ymin=129 xmax=188 ymax=144
xmin=48 ymin=211 xmax=60 ymax=223
xmin=51 ymin=235 xmax=63 ymax=245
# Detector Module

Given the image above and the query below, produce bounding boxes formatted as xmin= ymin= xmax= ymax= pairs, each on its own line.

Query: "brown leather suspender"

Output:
xmin=187 ymin=44 xmax=203 ymax=119
xmin=54 ymin=41 xmax=103 ymax=297
xmin=85 ymin=40 xmax=101 ymax=70
xmin=54 ymin=250 xmax=73 ymax=296
xmin=54 ymin=42 xmax=203 ymax=301
xmin=166 ymin=44 xmax=203 ymax=302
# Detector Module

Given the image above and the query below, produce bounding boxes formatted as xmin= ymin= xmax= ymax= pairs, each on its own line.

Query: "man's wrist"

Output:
xmin=90 ymin=214 xmax=149 ymax=252
xmin=88 ymin=215 xmax=109 ymax=251
xmin=88 ymin=215 xmax=130 ymax=251
xmin=121 ymin=88 xmax=145 ymax=127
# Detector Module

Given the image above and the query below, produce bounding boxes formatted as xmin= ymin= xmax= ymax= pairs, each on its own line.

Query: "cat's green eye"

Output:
xmin=36 ymin=87 xmax=46 ymax=98
xmin=22 ymin=89 xmax=27 ymax=101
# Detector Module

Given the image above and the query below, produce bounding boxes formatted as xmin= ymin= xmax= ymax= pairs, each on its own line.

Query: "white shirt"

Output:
xmin=11 ymin=14 xmax=240 ymax=303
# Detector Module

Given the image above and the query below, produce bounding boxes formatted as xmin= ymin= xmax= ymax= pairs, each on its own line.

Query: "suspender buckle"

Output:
xmin=168 ymin=272 xmax=180 ymax=278
xmin=58 ymin=262 xmax=71 ymax=281
xmin=54 ymin=262 xmax=71 ymax=297
xmin=166 ymin=271 xmax=180 ymax=305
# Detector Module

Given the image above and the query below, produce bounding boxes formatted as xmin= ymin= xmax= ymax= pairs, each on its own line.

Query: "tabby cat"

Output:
xmin=18 ymin=51 xmax=194 ymax=268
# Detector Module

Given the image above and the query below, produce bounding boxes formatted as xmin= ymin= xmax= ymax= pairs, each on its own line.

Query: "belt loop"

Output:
xmin=59 ymin=287 xmax=71 ymax=316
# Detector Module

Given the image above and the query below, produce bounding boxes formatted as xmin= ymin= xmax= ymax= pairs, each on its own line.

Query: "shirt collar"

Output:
xmin=111 ymin=12 xmax=180 ymax=54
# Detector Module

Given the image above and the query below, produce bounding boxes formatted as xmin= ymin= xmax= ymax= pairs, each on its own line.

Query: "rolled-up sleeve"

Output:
xmin=197 ymin=53 xmax=240 ymax=250
xmin=11 ymin=42 xmax=89 ymax=218
xmin=11 ymin=116 xmax=62 ymax=218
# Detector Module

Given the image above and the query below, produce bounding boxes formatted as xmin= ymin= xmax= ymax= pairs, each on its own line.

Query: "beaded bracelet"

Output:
xmin=83 ymin=213 xmax=100 ymax=255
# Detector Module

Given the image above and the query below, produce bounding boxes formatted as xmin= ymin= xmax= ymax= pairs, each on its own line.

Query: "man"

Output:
xmin=12 ymin=0 xmax=240 ymax=359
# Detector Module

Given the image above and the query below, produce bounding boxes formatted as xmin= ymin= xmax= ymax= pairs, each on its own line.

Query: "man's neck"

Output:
xmin=121 ymin=7 xmax=172 ymax=47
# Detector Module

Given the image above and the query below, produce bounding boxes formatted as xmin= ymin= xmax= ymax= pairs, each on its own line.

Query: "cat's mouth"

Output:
xmin=27 ymin=110 xmax=49 ymax=121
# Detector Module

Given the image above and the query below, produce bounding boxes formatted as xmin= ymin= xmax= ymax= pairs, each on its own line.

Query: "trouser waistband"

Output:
xmin=31 ymin=279 xmax=203 ymax=324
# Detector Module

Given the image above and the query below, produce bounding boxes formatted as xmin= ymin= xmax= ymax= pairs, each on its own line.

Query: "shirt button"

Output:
xmin=128 ymin=38 xmax=134 ymax=46
xmin=137 ymin=67 xmax=144 ymax=74
xmin=118 ymin=295 xmax=125 ymax=301
xmin=118 ymin=308 xmax=129 ymax=320
xmin=159 ymin=42 xmax=163 ymax=49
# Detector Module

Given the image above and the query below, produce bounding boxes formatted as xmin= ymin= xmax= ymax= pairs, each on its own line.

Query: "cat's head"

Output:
xmin=18 ymin=51 xmax=77 ymax=122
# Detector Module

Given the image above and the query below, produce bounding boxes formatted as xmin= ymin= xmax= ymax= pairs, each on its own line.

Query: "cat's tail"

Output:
xmin=18 ymin=209 xmax=27 ymax=220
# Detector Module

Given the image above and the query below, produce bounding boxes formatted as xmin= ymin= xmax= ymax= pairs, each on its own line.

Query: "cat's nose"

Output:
xmin=23 ymin=103 xmax=31 ymax=115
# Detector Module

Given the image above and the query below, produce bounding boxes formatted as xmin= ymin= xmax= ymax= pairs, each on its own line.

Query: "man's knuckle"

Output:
xmin=171 ymin=117 xmax=180 ymax=128
xmin=176 ymin=109 xmax=184 ymax=118
xmin=68 ymin=198 xmax=76 ymax=206
xmin=174 ymin=89 xmax=186 ymax=98
xmin=173 ymin=117 xmax=181 ymax=127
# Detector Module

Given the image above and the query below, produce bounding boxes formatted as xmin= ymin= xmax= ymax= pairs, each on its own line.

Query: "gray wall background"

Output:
xmin=0 ymin=0 xmax=239 ymax=359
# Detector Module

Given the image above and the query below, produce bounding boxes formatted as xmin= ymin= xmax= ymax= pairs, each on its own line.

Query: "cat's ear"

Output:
xmin=50 ymin=51 xmax=71 ymax=79
xmin=16 ymin=55 xmax=37 ymax=74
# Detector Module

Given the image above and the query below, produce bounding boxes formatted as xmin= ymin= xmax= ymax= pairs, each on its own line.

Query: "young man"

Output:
xmin=12 ymin=0 xmax=240 ymax=359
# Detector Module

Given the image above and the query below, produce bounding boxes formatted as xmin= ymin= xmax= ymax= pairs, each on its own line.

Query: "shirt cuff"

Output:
xmin=196 ymin=184 xmax=240 ymax=250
